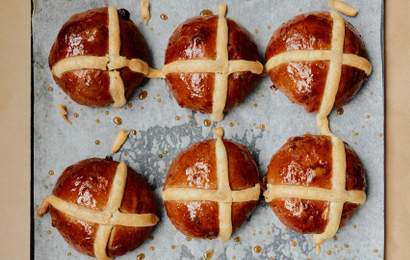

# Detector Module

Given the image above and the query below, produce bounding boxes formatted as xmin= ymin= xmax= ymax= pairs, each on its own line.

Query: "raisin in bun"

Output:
xmin=49 ymin=7 xmax=151 ymax=107
xmin=164 ymin=4 xmax=263 ymax=121
xmin=37 ymin=158 xmax=159 ymax=258
xmin=264 ymin=135 xmax=366 ymax=244
xmin=162 ymin=128 xmax=260 ymax=240
xmin=265 ymin=12 xmax=371 ymax=112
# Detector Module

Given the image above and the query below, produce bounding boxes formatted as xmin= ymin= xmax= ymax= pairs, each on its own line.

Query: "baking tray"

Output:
xmin=32 ymin=0 xmax=384 ymax=259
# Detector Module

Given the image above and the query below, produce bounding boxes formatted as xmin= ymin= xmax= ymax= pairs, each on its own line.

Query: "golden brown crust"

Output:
xmin=50 ymin=208 xmax=98 ymax=256
xmin=48 ymin=8 xmax=149 ymax=107
xmin=165 ymin=15 xmax=260 ymax=113
xmin=266 ymin=135 xmax=365 ymax=233
xmin=265 ymin=12 xmax=369 ymax=112
xmin=164 ymin=201 xmax=220 ymax=238
xmin=50 ymin=158 xmax=157 ymax=257
xmin=163 ymin=139 xmax=259 ymax=239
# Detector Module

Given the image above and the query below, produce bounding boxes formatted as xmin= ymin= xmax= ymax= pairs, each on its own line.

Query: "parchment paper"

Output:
xmin=32 ymin=0 xmax=384 ymax=259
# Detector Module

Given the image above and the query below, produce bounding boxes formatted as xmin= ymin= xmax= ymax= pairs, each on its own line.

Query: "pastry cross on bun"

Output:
xmin=162 ymin=128 xmax=261 ymax=240
xmin=164 ymin=4 xmax=263 ymax=122
xmin=49 ymin=7 xmax=156 ymax=107
xmin=264 ymin=135 xmax=366 ymax=252
xmin=37 ymin=158 xmax=159 ymax=259
xmin=265 ymin=10 xmax=372 ymax=113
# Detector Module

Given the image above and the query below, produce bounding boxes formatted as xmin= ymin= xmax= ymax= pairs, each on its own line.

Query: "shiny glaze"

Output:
xmin=48 ymin=8 xmax=150 ymax=107
xmin=164 ymin=139 xmax=260 ymax=239
xmin=266 ymin=135 xmax=366 ymax=233
xmin=265 ymin=12 xmax=369 ymax=112
xmin=50 ymin=158 xmax=157 ymax=257
xmin=165 ymin=16 xmax=260 ymax=113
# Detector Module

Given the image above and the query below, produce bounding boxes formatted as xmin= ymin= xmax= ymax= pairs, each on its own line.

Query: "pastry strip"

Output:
xmin=162 ymin=184 xmax=260 ymax=202
xmin=37 ymin=162 xmax=159 ymax=260
xmin=94 ymin=225 xmax=113 ymax=260
xmin=264 ymin=184 xmax=365 ymax=204
xmin=163 ymin=59 xmax=263 ymax=75
xmin=108 ymin=70 xmax=126 ymax=107
xmin=162 ymin=127 xmax=260 ymax=241
xmin=37 ymin=195 xmax=159 ymax=227
xmin=312 ymin=136 xmax=346 ymax=248
xmin=228 ymin=60 xmax=264 ymax=75
xmin=107 ymin=7 xmax=126 ymax=107
xmin=317 ymin=11 xmax=345 ymax=120
xmin=108 ymin=7 xmax=121 ymax=58
xmin=52 ymin=56 xmax=109 ymax=77
xmin=210 ymin=4 xmax=229 ymax=122
xmin=265 ymin=50 xmax=371 ymax=76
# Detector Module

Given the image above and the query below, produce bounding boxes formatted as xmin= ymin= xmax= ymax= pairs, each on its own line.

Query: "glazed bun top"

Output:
xmin=165 ymin=15 xmax=259 ymax=64
xmin=38 ymin=158 xmax=159 ymax=258
xmin=267 ymin=135 xmax=366 ymax=191
xmin=265 ymin=135 xmax=366 ymax=235
xmin=265 ymin=12 xmax=371 ymax=112
xmin=52 ymin=158 xmax=157 ymax=213
xmin=48 ymin=7 xmax=151 ymax=107
xmin=49 ymin=8 xmax=149 ymax=68
xmin=163 ymin=5 xmax=263 ymax=121
xmin=164 ymin=138 xmax=259 ymax=191
xmin=162 ymin=129 xmax=261 ymax=240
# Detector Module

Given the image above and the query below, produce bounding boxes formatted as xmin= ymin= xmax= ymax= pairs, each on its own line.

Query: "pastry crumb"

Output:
xmin=203 ymin=249 xmax=214 ymax=260
xmin=328 ymin=0 xmax=358 ymax=17
xmin=200 ymin=9 xmax=214 ymax=16
xmin=203 ymin=119 xmax=212 ymax=127
xmin=112 ymin=130 xmax=129 ymax=153
xmin=160 ymin=13 xmax=168 ymax=21
xmin=256 ymin=123 xmax=266 ymax=130
xmin=140 ymin=0 xmax=150 ymax=24
xmin=113 ymin=116 xmax=123 ymax=126
xmin=57 ymin=104 xmax=71 ymax=124
xmin=254 ymin=245 xmax=262 ymax=254
xmin=365 ymin=112 xmax=372 ymax=119
xmin=138 ymin=90 xmax=148 ymax=100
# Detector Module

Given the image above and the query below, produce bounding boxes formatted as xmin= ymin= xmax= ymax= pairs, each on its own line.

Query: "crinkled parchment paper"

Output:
xmin=32 ymin=0 xmax=384 ymax=259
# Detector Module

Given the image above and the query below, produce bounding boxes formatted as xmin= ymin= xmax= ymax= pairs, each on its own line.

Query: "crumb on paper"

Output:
xmin=57 ymin=104 xmax=71 ymax=124
xmin=112 ymin=130 xmax=129 ymax=153
xmin=328 ymin=0 xmax=358 ymax=16
xmin=140 ymin=0 xmax=150 ymax=24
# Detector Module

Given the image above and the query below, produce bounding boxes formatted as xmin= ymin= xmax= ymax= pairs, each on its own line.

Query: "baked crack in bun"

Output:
xmin=264 ymin=135 xmax=366 ymax=250
xmin=49 ymin=7 xmax=152 ymax=107
xmin=163 ymin=4 xmax=263 ymax=122
xmin=162 ymin=128 xmax=260 ymax=240
xmin=265 ymin=12 xmax=372 ymax=112
xmin=37 ymin=158 xmax=159 ymax=259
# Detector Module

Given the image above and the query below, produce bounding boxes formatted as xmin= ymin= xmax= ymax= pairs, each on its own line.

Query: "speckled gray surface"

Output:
xmin=32 ymin=0 xmax=384 ymax=259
